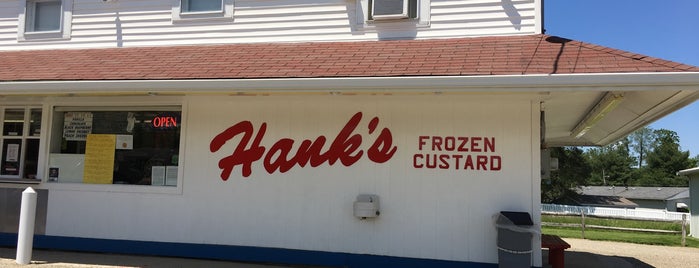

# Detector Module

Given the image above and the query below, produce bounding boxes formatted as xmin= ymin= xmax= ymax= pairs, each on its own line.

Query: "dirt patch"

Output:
xmin=564 ymin=238 xmax=699 ymax=268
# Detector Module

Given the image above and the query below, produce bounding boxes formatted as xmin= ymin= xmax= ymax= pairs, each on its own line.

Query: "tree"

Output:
xmin=585 ymin=137 xmax=635 ymax=186
xmin=629 ymin=127 xmax=655 ymax=168
xmin=644 ymin=129 xmax=697 ymax=186
xmin=542 ymin=147 xmax=591 ymax=203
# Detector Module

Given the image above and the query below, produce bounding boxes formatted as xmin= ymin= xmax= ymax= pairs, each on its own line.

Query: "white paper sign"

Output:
xmin=6 ymin=144 xmax=19 ymax=162
xmin=165 ymin=166 xmax=178 ymax=186
xmin=63 ymin=112 xmax=93 ymax=141
xmin=151 ymin=166 xmax=165 ymax=186
xmin=116 ymin=135 xmax=133 ymax=150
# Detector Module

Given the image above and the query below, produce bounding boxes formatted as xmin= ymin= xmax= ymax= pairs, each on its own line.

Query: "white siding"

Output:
xmin=43 ymin=94 xmax=540 ymax=265
xmin=0 ymin=0 xmax=539 ymax=50
xmin=692 ymin=177 xmax=699 ymax=238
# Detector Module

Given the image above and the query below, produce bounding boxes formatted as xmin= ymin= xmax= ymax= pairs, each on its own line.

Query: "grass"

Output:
xmin=542 ymin=214 xmax=699 ymax=248
xmin=542 ymin=214 xmax=684 ymax=231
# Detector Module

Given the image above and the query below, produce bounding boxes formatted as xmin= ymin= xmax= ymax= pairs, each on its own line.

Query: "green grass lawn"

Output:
xmin=542 ymin=214 xmax=698 ymax=248
xmin=542 ymin=226 xmax=699 ymax=247
xmin=542 ymin=214 xmax=684 ymax=231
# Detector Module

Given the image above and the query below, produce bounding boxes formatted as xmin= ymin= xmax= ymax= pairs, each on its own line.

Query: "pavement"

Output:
xmin=0 ymin=247 xmax=298 ymax=268
xmin=0 ymin=241 xmax=682 ymax=268
xmin=542 ymin=249 xmax=652 ymax=268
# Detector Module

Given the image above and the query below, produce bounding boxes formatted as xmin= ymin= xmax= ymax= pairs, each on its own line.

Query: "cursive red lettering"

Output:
xmin=293 ymin=138 xmax=329 ymax=168
xmin=210 ymin=112 xmax=397 ymax=180
xmin=209 ymin=121 xmax=266 ymax=179
xmin=367 ymin=121 xmax=397 ymax=163
xmin=263 ymin=138 xmax=296 ymax=174
xmin=325 ymin=112 xmax=364 ymax=166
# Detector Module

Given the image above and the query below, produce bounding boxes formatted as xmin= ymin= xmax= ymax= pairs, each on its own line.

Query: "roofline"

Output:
xmin=0 ymin=72 xmax=698 ymax=96
xmin=678 ymin=167 xmax=699 ymax=177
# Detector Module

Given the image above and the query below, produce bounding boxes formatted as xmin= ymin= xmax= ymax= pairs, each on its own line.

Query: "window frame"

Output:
xmin=17 ymin=0 xmax=73 ymax=41
xmin=0 ymin=106 xmax=43 ymax=184
xmin=43 ymin=98 xmax=186 ymax=195
xmin=172 ymin=0 xmax=234 ymax=22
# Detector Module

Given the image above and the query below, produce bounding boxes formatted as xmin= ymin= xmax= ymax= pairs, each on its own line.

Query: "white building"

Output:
xmin=577 ymin=186 xmax=690 ymax=211
xmin=0 ymin=0 xmax=698 ymax=267
xmin=679 ymin=168 xmax=699 ymax=238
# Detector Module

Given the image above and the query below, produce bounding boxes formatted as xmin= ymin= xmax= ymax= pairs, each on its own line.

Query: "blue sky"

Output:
xmin=544 ymin=0 xmax=699 ymax=158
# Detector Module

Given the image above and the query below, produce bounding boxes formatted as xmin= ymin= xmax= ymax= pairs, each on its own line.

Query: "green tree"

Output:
xmin=542 ymin=147 xmax=591 ymax=203
xmin=585 ymin=137 xmax=635 ymax=186
xmin=629 ymin=127 xmax=655 ymax=168
xmin=644 ymin=129 xmax=697 ymax=186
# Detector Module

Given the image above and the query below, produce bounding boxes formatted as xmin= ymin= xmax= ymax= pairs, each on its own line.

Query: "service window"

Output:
xmin=0 ymin=107 xmax=41 ymax=181
xmin=49 ymin=107 xmax=181 ymax=186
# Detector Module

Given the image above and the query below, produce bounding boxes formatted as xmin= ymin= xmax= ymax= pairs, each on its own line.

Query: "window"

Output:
xmin=18 ymin=0 xmax=73 ymax=41
xmin=358 ymin=0 xmax=428 ymax=26
xmin=49 ymin=108 xmax=181 ymax=186
xmin=0 ymin=107 xmax=42 ymax=182
xmin=173 ymin=0 xmax=234 ymax=22
xmin=370 ymin=0 xmax=416 ymax=20
xmin=182 ymin=0 xmax=222 ymax=12
xmin=27 ymin=0 xmax=61 ymax=31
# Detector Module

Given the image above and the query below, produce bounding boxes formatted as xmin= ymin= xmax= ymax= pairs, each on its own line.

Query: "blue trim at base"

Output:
xmin=1 ymin=232 xmax=496 ymax=268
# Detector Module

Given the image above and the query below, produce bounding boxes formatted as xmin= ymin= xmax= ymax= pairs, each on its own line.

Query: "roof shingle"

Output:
xmin=1 ymin=34 xmax=697 ymax=82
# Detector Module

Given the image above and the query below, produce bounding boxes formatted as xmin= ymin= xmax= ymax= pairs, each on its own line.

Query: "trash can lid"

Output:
xmin=499 ymin=211 xmax=533 ymax=226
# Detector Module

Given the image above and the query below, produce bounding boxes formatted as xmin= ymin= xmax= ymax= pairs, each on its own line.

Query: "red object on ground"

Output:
xmin=541 ymin=234 xmax=571 ymax=268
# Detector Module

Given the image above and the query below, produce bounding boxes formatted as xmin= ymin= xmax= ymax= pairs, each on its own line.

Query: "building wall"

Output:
xmin=0 ymin=0 xmax=539 ymax=50
xmin=691 ymin=177 xmax=699 ymax=238
xmin=40 ymin=94 xmax=541 ymax=265
xmin=666 ymin=198 xmax=690 ymax=212
xmin=631 ymin=199 xmax=667 ymax=210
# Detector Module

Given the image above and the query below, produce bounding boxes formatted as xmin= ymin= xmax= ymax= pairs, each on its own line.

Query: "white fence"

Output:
xmin=542 ymin=203 xmax=689 ymax=222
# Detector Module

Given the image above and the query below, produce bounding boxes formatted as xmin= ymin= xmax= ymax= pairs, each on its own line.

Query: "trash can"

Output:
xmin=495 ymin=211 xmax=537 ymax=268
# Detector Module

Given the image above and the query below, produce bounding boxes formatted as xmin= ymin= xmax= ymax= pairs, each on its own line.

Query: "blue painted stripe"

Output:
xmin=1 ymin=232 xmax=498 ymax=268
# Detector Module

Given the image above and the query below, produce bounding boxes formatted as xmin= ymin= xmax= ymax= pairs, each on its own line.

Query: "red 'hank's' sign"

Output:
xmin=210 ymin=112 xmax=397 ymax=180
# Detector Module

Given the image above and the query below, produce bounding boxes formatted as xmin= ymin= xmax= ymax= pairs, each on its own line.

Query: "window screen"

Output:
xmin=182 ymin=0 xmax=222 ymax=12
xmin=27 ymin=0 xmax=62 ymax=32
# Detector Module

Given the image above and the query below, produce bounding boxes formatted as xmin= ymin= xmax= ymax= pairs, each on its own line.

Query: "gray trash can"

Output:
xmin=495 ymin=211 xmax=536 ymax=268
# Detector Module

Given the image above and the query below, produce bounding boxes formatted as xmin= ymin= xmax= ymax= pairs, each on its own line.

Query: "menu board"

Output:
xmin=63 ymin=112 xmax=93 ymax=141
xmin=83 ymin=134 xmax=115 ymax=184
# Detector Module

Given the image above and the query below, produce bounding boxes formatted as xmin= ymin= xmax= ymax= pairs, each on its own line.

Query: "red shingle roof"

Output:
xmin=1 ymin=34 xmax=697 ymax=82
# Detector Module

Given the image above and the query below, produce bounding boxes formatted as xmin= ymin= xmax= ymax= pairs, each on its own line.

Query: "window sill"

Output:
xmin=45 ymin=181 xmax=183 ymax=195
xmin=360 ymin=18 xmax=430 ymax=31
xmin=19 ymin=31 xmax=70 ymax=42
xmin=0 ymin=179 xmax=41 ymax=185
xmin=172 ymin=11 xmax=233 ymax=24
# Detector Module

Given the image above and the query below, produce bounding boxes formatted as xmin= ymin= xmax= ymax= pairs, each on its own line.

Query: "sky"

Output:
xmin=544 ymin=0 xmax=699 ymax=158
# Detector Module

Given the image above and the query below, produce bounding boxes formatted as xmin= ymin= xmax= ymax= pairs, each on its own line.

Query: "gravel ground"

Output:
xmin=562 ymin=238 xmax=699 ymax=268
xmin=3 ymin=239 xmax=699 ymax=267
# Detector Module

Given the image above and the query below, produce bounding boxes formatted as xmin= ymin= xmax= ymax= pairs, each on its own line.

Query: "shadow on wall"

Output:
xmin=345 ymin=0 xmax=418 ymax=40
xmin=0 ymin=188 xmax=48 ymax=235
xmin=501 ymin=0 xmax=521 ymax=30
